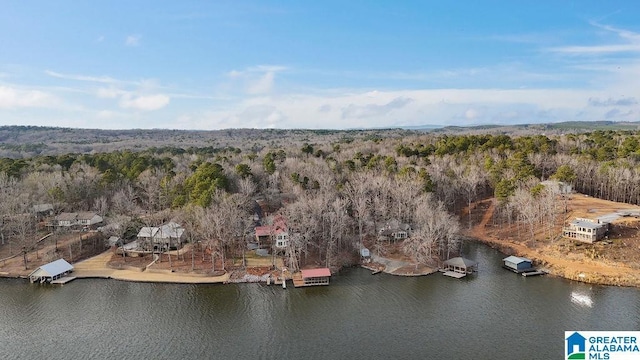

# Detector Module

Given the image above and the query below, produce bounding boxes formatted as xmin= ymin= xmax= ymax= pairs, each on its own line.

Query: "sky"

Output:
xmin=1 ymin=1 xmax=639 ymax=130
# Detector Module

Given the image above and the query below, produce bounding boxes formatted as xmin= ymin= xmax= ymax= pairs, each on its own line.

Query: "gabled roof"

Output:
xmin=29 ymin=259 xmax=73 ymax=278
xmin=137 ymin=227 xmax=158 ymax=238
xmin=56 ymin=212 xmax=78 ymax=221
xmin=503 ymin=256 xmax=531 ymax=264
xmin=77 ymin=211 xmax=99 ymax=220
xmin=255 ymin=226 xmax=273 ymax=237
xmin=570 ymin=220 xmax=605 ymax=229
xmin=33 ymin=204 xmax=53 ymax=213
xmin=443 ymin=257 xmax=478 ymax=268
xmin=157 ymin=222 xmax=184 ymax=239
xmin=301 ymin=268 xmax=331 ymax=278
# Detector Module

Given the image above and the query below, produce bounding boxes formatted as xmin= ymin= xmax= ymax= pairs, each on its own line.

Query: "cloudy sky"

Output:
xmin=1 ymin=1 xmax=639 ymax=130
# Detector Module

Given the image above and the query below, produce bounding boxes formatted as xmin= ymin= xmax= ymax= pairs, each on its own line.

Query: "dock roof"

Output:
xmin=443 ymin=257 xmax=477 ymax=268
xmin=29 ymin=259 xmax=73 ymax=278
xmin=301 ymin=268 xmax=331 ymax=278
xmin=503 ymin=256 xmax=532 ymax=264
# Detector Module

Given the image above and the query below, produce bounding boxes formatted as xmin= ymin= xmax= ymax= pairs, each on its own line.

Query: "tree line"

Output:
xmin=3 ymin=129 xmax=640 ymax=270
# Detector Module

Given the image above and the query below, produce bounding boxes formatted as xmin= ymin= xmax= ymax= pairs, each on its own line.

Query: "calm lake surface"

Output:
xmin=1 ymin=242 xmax=639 ymax=360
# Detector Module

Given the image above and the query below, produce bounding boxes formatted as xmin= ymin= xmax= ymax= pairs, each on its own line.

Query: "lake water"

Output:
xmin=1 ymin=243 xmax=638 ymax=360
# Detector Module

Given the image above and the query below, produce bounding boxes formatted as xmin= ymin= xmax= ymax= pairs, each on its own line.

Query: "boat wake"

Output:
xmin=570 ymin=291 xmax=593 ymax=307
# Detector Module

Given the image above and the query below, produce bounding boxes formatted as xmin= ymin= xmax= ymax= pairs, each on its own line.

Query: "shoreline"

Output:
xmin=467 ymin=235 xmax=640 ymax=288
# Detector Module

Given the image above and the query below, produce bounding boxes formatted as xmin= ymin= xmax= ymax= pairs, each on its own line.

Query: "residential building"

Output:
xmin=137 ymin=221 xmax=186 ymax=252
xmin=562 ymin=218 xmax=609 ymax=243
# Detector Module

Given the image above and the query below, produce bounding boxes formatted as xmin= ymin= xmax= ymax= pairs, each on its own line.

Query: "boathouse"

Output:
xmin=294 ymin=268 xmax=331 ymax=287
xmin=503 ymin=256 xmax=533 ymax=272
xmin=442 ymin=257 xmax=478 ymax=278
xmin=29 ymin=259 xmax=74 ymax=284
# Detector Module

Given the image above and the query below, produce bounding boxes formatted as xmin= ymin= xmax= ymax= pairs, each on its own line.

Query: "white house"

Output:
xmin=275 ymin=230 xmax=289 ymax=249
xmin=563 ymin=218 xmax=609 ymax=243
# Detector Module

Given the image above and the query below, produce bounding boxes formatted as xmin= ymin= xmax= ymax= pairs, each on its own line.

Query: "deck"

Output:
xmin=443 ymin=271 xmax=467 ymax=279
xmin=503 ymin=265 xmax=546 ymax=277
xmin=521 ymin=270 xmax=546 ymax=277
xmin=292 ymin=273 xmax=305 ymax=287
xmin=51 ymin=276 xmax=77 ymax=285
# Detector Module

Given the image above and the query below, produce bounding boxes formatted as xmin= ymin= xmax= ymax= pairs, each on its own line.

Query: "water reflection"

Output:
xmin=0 ymin=242 xmax=639 ymax=360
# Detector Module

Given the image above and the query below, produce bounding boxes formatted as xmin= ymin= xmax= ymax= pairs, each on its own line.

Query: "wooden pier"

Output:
xmin=443 ymin=271 xmax=467 ymax=279
xmin=521 ymin=270 xmax=546 ymax=277
xmin=51 ymin=276 xmax=77 ymax=285
xmin=502 ymin=265 xmax=546 ymax=277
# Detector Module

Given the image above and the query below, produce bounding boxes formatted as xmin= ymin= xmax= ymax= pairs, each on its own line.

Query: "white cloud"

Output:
xmin=341 ymin=96 xmax=413 ymax=119
xmin=247 ymin=71 xmax=275 ymax=94
xmin=125 ymin=35 xmax=141 ymax=47
xmin=464 ymin=108 xmax=480 ymax=120
xmin=0 ymin=86 xmax=59 ymax=109
xmin=119 ymin=94 xmax=170 ymax=111
xmin=548 ymin=22 xmax=640 ymax=55
xmin=96 ymin=87 xmax=123 ymax=99
xmin=226 ymin=65 xmax=286 ymax=95
xmin=45 ymin=70 xmax=123 ymax=84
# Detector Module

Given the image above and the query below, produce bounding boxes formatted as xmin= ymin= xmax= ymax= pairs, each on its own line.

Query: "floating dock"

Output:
xmin=502 ymin=265 xmax=546 ymax=277
xmin=51 ymin=276 xmax=77 ymax=285
xmin=521 ymin=270 xmax=546 ymax=277
xmin=443 ymin=271 xmax=467 ymax=279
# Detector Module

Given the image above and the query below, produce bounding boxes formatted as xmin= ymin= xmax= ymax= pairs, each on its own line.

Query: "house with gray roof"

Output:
xmin=562 ymin=218 xmax=609 ymax=243
xmin=54 ymin=212 xmax=103 ymax=230
xmin=137 ymin=221 xmax=186 ymax=252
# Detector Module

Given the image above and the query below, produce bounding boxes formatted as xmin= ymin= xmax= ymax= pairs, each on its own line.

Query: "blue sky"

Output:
xmin=1 ymin=1 xmax=639 ymax=129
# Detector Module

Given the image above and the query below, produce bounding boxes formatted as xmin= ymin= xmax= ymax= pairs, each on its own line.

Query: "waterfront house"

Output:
xmin=55 ymin=212 xmax=78 ymax=228
xmin=378 ymin=221 xmax=411 ymax=241
xmin=77 ymin=212 xmax=103 ymax=229
xmin=442 ymin=257 xmax=478 ymax=278
xmin=29 ymin=259 xmax=73 ymax=284
xmin=54 ymin=212 xmax=103 ymax=230
xmin=562 ymin=218 xmax=608 ymax=243
xmin=254 ymin=214 xmax=289 ymax=249
xmin=503 ymin=256 xmax=533 ymax=272
xmin=137 ymin=221 xmax=186 ymax=252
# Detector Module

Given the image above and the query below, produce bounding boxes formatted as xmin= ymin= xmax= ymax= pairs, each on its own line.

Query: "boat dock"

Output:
xmin=521 ymin=270 xmax=546 ymax=277
xmin=442 ymin=271 xmax=467 ymax=278
xmin=502 ymin=265 xmax=546 ymax=277
xmin=51 ymin=276 xmax=77 ymax=285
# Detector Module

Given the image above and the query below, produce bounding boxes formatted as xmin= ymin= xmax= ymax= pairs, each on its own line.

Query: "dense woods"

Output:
xmin=3 ymin=126 xmax=640 ymax=270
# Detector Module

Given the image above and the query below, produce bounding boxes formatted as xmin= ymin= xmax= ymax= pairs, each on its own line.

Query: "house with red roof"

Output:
xmin=254 ymin=214 xmax=289 ymax=249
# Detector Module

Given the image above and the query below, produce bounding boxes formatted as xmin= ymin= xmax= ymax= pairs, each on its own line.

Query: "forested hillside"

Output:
xmin=2 ymin=127 xmax=640 ymax=270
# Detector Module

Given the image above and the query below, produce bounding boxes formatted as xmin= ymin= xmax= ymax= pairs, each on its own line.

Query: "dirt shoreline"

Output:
xmin=465 ymin=197 xmax=640 ymax=288
xmin=468 ymin=235 xmax=640 ymax=287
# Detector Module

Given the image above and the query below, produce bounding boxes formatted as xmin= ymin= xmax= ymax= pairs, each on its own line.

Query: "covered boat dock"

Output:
xmin=292 ymin=268 xmax=331 ymax=287
xmin=29 ymin=259 xmax=75 ymax=284
xmin=442 ymin=257 xmax=478 ymax=279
